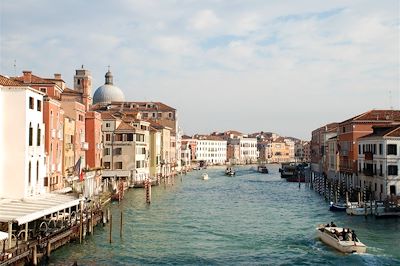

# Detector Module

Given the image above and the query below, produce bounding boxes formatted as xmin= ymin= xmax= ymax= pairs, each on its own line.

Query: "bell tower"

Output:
xmin=74 ymin=65 xmax=92 ymax=111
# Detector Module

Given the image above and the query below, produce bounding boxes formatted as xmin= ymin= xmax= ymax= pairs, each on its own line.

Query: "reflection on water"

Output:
xmin=50 ymin=165 xmax=400 ymax=265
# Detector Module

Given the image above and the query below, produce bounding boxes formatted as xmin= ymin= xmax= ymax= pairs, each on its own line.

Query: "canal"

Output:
xmin=50 ymin=165 xmax=400 ymax=265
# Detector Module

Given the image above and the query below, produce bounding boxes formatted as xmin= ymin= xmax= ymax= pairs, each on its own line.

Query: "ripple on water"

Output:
xmin=50 ymin=165 xmax=400 ymax=265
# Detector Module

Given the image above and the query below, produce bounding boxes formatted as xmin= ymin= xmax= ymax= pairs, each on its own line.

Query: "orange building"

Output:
xmin=85 ymin=111 xmax=103 ymax=169
xmin=337 ymin=110 xmax=400 ymax=190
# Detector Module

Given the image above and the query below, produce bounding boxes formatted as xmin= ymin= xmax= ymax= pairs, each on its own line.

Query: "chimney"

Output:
xmin=22 ymin=71 xmax=32 ymax=83
xmin=54 ymin=73 xmax=62 ymax=80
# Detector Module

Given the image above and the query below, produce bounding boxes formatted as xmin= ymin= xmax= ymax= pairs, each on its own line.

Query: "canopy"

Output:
xmin=0 ymin=193 xmax=82 ymax=225
xmin=0 ymin=231 xmax=8 ymax=241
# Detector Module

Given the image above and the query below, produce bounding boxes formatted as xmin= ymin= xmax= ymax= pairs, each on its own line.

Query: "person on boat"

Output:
xmin=346 ymin=230 xmax=353 ymax=241
xmin=352 ymin=230 xmax=357 ymax=241
xmin=330 ymin=221 xmax=337 ymax=227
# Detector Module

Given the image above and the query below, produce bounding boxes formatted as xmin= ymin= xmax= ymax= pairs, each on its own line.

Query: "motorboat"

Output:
xmin=257 ymin=165 xmax=269 ymax=174
xmin=316 ymin=224 xmax=367 ymax=253
xmin=329 ymin=201 xmax=347 ymax=211
xmin=201 ymin=173 xmax=209 ymax=180
xmin=225 ymin=167 xmax=235 ymax=176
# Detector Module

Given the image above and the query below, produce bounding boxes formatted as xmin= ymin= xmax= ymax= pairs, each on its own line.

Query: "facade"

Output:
xmin=43 ymin=97 xmax=64 ymax=191
xmin=85 ymin=111 xmax=103 ymax=169
xmin=101 ymin=112 xmax=151 ymax=182
xmin=63 ymin=117 xmax=76 ymax=178
xmin=0 ymin=76 xmax=46 ymax=198
xmin=326 ymin=136 xmax=339 ymax=180
xmin=61 ymin=101 xmax=87 ymax=171
xmin=337 ymin=110 xmax=400 ymax=191
xmin=191 ymin=136 xmax=227 ymax=165
xmin=358 ymin=125 xmax=400 ymax=201
xmin=228 ymin=137 xmax=258 ymax=164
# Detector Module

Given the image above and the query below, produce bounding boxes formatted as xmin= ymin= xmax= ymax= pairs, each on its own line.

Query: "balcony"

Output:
xmin=81 ymin=142 xmax=89 ymax=151
xmin=363 ymin=168 xmax=373 ymax=177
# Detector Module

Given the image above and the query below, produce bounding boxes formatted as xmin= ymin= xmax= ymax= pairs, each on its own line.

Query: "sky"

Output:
xmin=0 ymin=0 xmax=399 ymax=140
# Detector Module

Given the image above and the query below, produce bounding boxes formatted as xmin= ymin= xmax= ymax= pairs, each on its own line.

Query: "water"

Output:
xmin=50 ymin=165 xmax=400 ymax=265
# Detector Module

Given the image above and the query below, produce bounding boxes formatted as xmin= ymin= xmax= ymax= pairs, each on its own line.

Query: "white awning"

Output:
xmin=0 ymin=231 xmax=8 ymax=241
xmin=0 ymin=193 xmax=82 ymax=225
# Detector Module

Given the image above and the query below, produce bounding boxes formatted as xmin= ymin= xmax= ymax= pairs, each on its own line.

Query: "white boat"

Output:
xmin=346 ymin=202 xmax=385 ymax=216
xmin=316 ymin=224 xmax=367 ymax=253
xmin=201 ymin=173 xmax=209 ymax=180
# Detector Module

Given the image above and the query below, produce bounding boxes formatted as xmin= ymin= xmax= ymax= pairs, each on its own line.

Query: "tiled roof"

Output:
xmin=13 ymin=74 xmax=55 ymax=84
xmin=110 ymin=101 xmax=176 ymax=112
xmin=116 ymin=122 xmax=135 ymax=131
xmin=62 ymin=87 xmax=81 ymax=95
xmin=341 ymin=110 xmax=400 ymax=124
xmin=100 ymin=112 xmax=116 ymax=120
xmin=0 ymin=75 xmax=23 ymax=86
xmin=387 ymin=126 xmax=400 ymax=137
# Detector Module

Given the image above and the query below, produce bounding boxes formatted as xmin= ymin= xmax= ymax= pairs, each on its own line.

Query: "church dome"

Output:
xmin=93 ymin=70 xmax=125 ymax=104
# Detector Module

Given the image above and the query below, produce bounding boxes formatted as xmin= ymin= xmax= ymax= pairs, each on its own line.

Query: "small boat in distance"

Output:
xmin=225 ymin=167 xmax=235 ymax=176
xmin=257 ymin=165 xmax=269 ymax=174
xmin=329 ymin=201 xmax=347 ymax=211
xmin=201 ymin=173 xmax=209 ymax=180
xmin=316 ymin=223 xmax=367 ymax=253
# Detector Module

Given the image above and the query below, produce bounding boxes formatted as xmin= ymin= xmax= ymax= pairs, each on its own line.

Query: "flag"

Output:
xmin=73 ymin=157 xmax=81 ymax=177
xmin=79 ymin=170 xmax=84 ymax=181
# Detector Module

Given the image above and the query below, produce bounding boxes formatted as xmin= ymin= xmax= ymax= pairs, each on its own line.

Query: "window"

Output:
xmin=115 ymin=148 xmax=122 ymax=155
xmin=28 ymin=161 xmax=32 ymax=184
xmin=29 ymin=97 xmax=34 ymax=109
xmin=37 ymin=100 xmax=42 ymax=111
xmin=115 ymin=134 xmax=123 ymax=141
xmin=115 ymin=162 xmax=122 ymax=169
xmin=379 ymin=144 xmax=383 ymax=155
xmin=387 ymin=144 xmax=397 ymax=155
xmin=104 ymin=162 xmax=111 ymax=169
xmin=388 ymin=165 xmax=398 ymax=175
xmin=77 ymin=79 xmax=80 ymax=85
xmin=40 ymin=87 xmax=47 ymax=93
xmin=106 ymin=123 xmax=111 ymax=128
xmin=127 ymin=133 xmax=134 ymax=141
xmin=78 ymin=115 xmax=84 ymax=122
xmin=104 ymin=148 xmax=110 ymax=156
xmin=136 ymin=134 xmax=144 ymax=142
xmin=36 ymin=161 xmax=39 ymax=182
xmin=105 ymin=134 xmax=111 ymax=141
xmin=29 ymin=123 xmax=33 ymax=146
xmin=37 ymin=125 xmax=41 ymax=146
xmin=136 ymin=161 xmax=141 ymax=168
xmin=390 ymin=185 xmax=396 ymax=195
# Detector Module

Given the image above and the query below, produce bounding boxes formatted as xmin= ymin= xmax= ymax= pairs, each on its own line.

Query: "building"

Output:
xmin=189 ymin=135 xmax=227 ymax=165
xmin=0 ymin=75 xmax=46 ymax=198
xmin=337 ymin=110 xmax=400 ymax=192
xmin=12 ymin=71 xmax=66 ymax=191
xmin=101 ymin=111 xmax=151 ymax=182
xmin=358 ymin=125 xmax=400 ymax=201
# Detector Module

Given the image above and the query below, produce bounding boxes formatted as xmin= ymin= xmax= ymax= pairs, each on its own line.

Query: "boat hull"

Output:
xmin=329 ymin=203 xmax=347 ymax=211
xmin=316 ymin=226 xmax=366 ymax=253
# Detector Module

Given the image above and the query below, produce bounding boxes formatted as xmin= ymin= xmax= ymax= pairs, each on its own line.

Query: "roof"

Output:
xmin=0 ymin=75 xmax=23 ymax=86
xmin=341 ymin=110 xmax=400 ymax=124
xmin=116 ymin=121 xmax=135 ymax=131
xmin=110 ymin=101 xmax=176 ymax=112
xmin=0 ymin=193 xmax=81 ymax=225
xmin=100 ymin=112 xmax=117 ymax=120
xmin=359 ymin=125 xmax=400 ymax=139
xmin=13 ymin=74 xmax=56 ymax=85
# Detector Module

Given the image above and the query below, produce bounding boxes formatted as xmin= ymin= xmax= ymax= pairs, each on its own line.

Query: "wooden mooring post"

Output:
xmin=145 ymin=178 xmax=151 ymax=204
xmin=109 ymin=214 xmax=113 ymax=244
xmin=120 ymin=211 xmax=123 ymax=238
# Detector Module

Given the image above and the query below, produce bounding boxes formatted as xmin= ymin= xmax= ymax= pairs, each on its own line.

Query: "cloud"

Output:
xmin=190 ymin=10 xmax=220 ymax=30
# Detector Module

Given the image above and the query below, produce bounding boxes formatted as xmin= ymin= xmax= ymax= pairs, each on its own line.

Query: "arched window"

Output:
xmin=28 ymin=161 xmax=32 ymax=184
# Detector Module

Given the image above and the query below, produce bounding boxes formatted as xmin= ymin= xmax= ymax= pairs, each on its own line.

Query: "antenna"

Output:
xmin=389 ymin=90 xmax=393 ymax=110
xmin=13 ymin=59 xmax=16 ymax=76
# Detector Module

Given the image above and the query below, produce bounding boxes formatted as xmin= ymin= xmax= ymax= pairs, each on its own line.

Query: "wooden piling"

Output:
xmin=120 ymin=211 xmax=123 ymax=239
xmin=79 ymin=202 xmax=83 ymax=244
xmin=33 ymin=245 xmax=37 ymax=265
xmin=109 ymin=214 xmax=113 ymax=244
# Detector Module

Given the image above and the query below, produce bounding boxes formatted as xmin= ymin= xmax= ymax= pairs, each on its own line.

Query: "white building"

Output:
xmin=0 ymin=77 xmax=46 ymax=199
xmin=193 ymin=137 xmax=227 ymax=165
xmin=229 ymin=137 xmax=258 ymax=164
xmin=358 ymin=125 xmax=400 ymax=201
